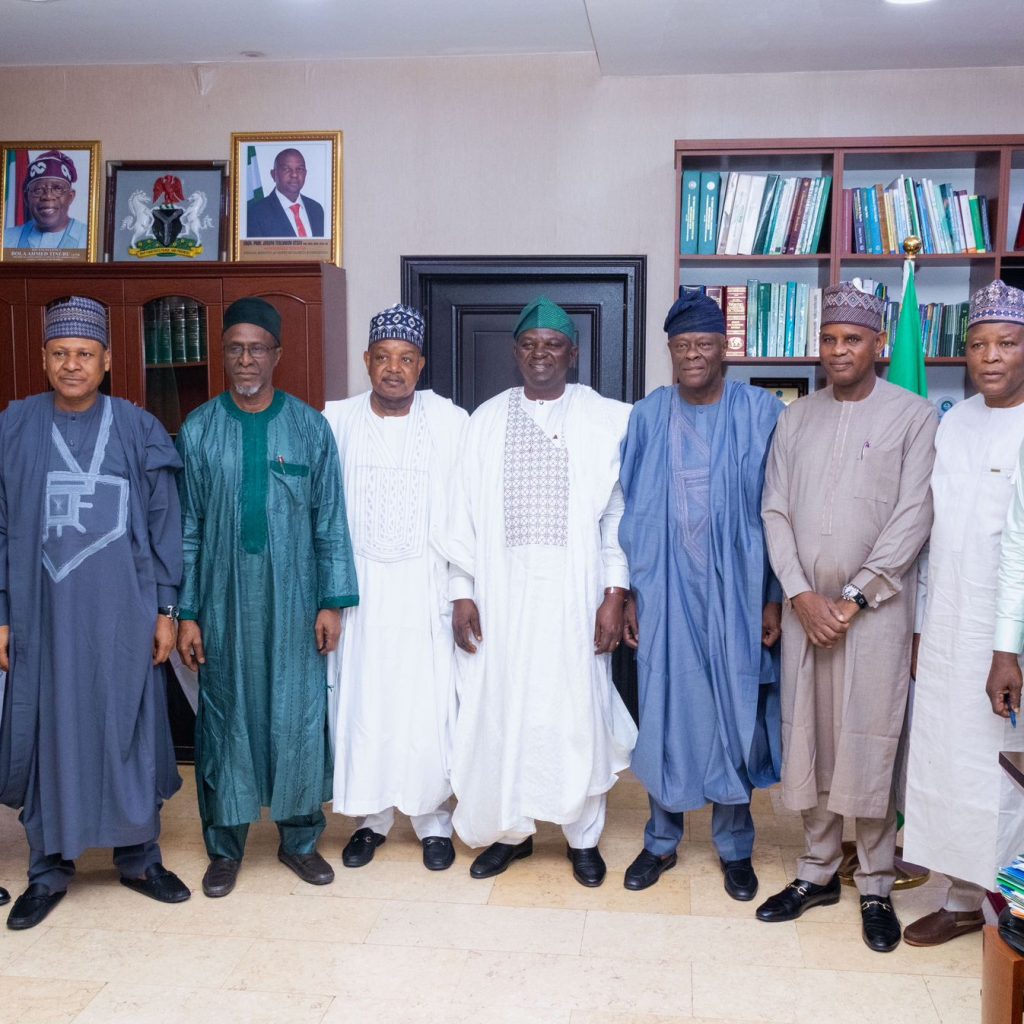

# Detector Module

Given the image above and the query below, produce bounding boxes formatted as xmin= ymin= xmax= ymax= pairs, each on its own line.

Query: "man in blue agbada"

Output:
xmin=175 ymin=297 xmax=358 ymax=899
xmin=619 ymin=290 xmax=784 ymax=900
xmin=0 ymin=296 xmax=189 ymax=930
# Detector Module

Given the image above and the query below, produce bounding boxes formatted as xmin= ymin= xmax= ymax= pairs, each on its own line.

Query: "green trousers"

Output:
xmin=202 ymin=810 xmax=326 ymax=861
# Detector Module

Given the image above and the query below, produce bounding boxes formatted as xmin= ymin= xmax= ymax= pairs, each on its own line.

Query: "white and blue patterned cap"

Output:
xmin=368 ymin=303 xmax=425 ymax=349
xmin=968 ymin=280 xmax=1024 ymax=329
xmin=44 ymin=295 xmax=108 ymax=348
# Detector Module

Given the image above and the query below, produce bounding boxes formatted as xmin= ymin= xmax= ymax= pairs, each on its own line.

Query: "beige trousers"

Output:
xmin=797 ymin=792 xmax=898 ymax=896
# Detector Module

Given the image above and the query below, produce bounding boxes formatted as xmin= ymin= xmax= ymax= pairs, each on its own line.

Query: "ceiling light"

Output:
xmin=885 ymin=0 xmax=935 ymax=5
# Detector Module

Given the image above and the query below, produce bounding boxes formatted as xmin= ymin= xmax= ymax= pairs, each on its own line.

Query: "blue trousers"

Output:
xmin=644 ymin=795 xmax=755 ymax=861
xmin=202 ymin=810 xmax=326 ymax=861
xmin=27 ymin=839 xmax=162 ymax=893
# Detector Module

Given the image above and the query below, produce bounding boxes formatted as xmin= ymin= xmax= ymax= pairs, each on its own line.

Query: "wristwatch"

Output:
xmin=840 ymin=584 xmax=868 ymax=610
xmin=157 ymin=605 xmax=179 ymax=620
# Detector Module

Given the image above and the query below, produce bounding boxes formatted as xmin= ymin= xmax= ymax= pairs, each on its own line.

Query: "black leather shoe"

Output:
xmin=720 ymin=857 xmax=759 ymax=902
xmin=469 ymin=837 xmax=533 ymax=879
xmin=0 ymin=887 xmax=9 ymax=906
xmin=756 ymin=875 xmax=841 ymax=922
xmin=567 ymin=845 xmax=606 ymax=887
xmin=120 ymin=863 xmax=191 ymax=904
xmin=623 ymin=849 xmax=677 ymax=891
xmin=861 ymin=894 xmax=901 ymax=952
xmin=342 ymin=827 xmax=386 ymax=868
xmin=7 ymin=884 xmax=65 ymax=930
xmin=201 ymin=857 xmax=241 ymax=898
xmin=421 ymin=836 xmax=456 ymax=871
xmin=278 ymin=846 xmax=335 ymax=885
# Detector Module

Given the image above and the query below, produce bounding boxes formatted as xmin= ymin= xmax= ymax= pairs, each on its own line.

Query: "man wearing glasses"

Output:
xmin=175 ymin=297 xmax=358 ymax=899
xmin=3 ymin=150 xmax=86 ymax=250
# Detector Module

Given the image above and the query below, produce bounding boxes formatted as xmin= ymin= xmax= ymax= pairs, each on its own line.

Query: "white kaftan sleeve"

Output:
xmin=599 ymin=480 xmax=629 ymax=590
xmin=994 ymin=442 xmax=1024 ymax=654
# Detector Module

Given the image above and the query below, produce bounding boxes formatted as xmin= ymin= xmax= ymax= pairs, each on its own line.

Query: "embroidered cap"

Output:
xmin=25 ymin=149 xmax=77 ymax=189
xmin=820 ymin=282 xmax=885 ymax=333
xmin=968 ymin=279 xmax=1024 ymax=329
xmin=368 ymin=303 xmax=426 ymax=349
xmin=43 ymin=296 xmax=108 ymax=348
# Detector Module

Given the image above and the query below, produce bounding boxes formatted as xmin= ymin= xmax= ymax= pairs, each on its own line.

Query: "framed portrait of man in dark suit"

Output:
xmin=230 ymin=131 xmax=342 ymax=265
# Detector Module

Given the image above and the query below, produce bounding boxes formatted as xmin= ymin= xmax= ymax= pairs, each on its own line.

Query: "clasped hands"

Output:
xmin=792 ymin=591 xmax=860 ymax=648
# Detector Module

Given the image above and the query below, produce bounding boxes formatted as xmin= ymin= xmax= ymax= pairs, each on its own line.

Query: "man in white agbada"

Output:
xmin=904 ymin=280 xmax=1024 ymax=945
xmin=447 ymin=296 xmax=637 ymax=887
xmin=323 ymin=304 xmax=467 ymax=871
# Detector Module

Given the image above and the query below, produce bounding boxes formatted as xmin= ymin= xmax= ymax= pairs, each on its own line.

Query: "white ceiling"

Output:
xmin=1 ymin=0 xmax=1022 ymax=74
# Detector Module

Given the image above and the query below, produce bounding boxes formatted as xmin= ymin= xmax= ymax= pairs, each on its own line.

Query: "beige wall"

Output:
xmin=2 ymin=53 xmax=1023 ymax=394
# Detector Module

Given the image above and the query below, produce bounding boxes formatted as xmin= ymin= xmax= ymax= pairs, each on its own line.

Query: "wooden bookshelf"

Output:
xmin=675 ymin=135 xmax=1024 ymax=377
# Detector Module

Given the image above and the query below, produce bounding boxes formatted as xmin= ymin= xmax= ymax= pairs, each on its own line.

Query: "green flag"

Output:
xmin=245 ymin=146 xmax=264 ymax=203
xmin=887 ymin=258 xmax=927 ymax=397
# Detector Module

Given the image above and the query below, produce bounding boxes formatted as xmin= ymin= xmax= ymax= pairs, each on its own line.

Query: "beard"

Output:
xmin=232 ymin=382 xmax=262 ymax=398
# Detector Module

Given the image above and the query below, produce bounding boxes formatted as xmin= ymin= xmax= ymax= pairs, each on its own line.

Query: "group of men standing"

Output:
xmin=2 ymin=279 xmax=1024 ymax=960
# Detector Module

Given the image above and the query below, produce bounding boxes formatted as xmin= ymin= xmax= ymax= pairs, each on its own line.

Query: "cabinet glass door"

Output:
xmin=142 ymin=295 xmax=208 ymax=435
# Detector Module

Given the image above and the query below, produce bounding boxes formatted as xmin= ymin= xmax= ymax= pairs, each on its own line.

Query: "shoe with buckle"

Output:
xmin=860 ymin=894 xmax=901 ymax=952
xmin=421 ymin=836 xmax=456 ymax=871
xmin=720 ymin=857 xmax=759 ymax=902
xmin=469 ymin=837 xmax=533 ymax=879
xmin=623 ymin=849 xmax=677 ymax=891
xmin=342 ymin=827 xmax=386 ymax=868
xmin=120 ymin=863 xmax=191 ymax=904
xmin=202 ymin=857 xmax=241 ymax=898
xmin=278 ymin=846 xmax=335 ymax=886
xmin=755 ymin=875 xmax=841 ymax=922
xmin=567 ymin=845 xmax=606 ymax=887
xmin=903 ymin=907 xmax=984 ymax=947
xmin=7 ymin=884 xmax=65 ymax=930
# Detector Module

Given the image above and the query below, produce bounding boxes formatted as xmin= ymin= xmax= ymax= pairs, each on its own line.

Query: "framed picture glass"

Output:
xmin=230 ymin=131 xmax=342 ymax=265
xmin=750 ymin=376 xmax=810 ymax=406
xmin=105 ymin=160 xmax=227 ymax=262
xmin=1 ymin=141 xmax=100 ymax=262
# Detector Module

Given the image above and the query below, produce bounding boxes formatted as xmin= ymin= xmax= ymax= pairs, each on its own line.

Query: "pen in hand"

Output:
xmin=1006 ymin=694 xmax=1018 ymax=728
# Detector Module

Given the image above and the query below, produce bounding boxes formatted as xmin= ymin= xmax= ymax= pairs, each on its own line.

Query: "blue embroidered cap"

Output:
xmin=43 ymin=295 xmax=108 ymax=348
xmin=368 ymin=303 xmax=426 ymax=349
xmin=821 ymin=282 xmax=885 ymax=333
xmin=968 ymin=280 xmax=1024 ymax=329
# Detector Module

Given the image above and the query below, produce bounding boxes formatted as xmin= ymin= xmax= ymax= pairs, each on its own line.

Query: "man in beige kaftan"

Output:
xmin=758 ymin=283 xmax=937 ymax=953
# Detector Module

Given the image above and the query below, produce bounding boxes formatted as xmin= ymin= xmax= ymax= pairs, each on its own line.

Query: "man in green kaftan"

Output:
xmin=176 ymin=297 xmax=358 ymax=899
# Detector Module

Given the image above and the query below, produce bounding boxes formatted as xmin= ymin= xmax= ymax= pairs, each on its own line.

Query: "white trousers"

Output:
xmin=492 ymin=793 xmax=607 ymax=850
xmin=361 ymin=804 xmax=453 ymax=841
xmin=943 ymin=874 xmax=987 ymax=913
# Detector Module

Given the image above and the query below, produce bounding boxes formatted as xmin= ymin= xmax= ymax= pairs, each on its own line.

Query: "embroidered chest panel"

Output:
xmin=503 ymin=389 xmax=569 ymax=548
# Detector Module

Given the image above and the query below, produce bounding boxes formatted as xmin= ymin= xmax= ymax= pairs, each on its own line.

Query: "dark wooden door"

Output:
xmin=402 ymin=255 xmax=645 ymax=718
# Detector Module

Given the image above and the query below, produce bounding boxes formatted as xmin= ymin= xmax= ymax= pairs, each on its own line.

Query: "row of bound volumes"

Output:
xmin=683 ymin=282 xmax=823 ymax=358
xmin=844 ymin=177 xmax=992 ymax=255
xmin=689 ymin=279 xmax=969 ymax=360
xmin=144 ymin=297 xmax=208 ymax=366
xmin=680 ymin=171 xmax=832 ymax=257
xmin=851 ymin=277 xmax=968 ymax=358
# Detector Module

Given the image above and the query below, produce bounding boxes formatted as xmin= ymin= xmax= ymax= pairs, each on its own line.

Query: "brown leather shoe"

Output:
xmin=278 ymin=846 xmax=335 ymax=886
xmin=904 ymin=907 xmax=984 ymax=947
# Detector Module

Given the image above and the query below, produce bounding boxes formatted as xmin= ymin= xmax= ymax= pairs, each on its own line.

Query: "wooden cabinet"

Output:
xmin=674 ymin=135 xmax=1024 ymax=393
xmin=0 ymin=261 xmax=348 ymax=423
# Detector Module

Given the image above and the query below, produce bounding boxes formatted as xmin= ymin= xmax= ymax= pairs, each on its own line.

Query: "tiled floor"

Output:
xmin=0 ymin=769 xmax=982 ymax=1023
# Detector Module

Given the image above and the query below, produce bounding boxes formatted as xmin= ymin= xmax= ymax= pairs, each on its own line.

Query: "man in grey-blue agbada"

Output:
xmin=0 ymin=296 xmax=189 ymax=930
xmin=619 ymin=290 xmax=784 ymax=900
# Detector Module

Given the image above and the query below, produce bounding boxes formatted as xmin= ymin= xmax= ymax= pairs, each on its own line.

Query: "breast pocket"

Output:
xmin=852 ymin=447 xmax=900 ymax=505
xmin=269 ymin=460 xmax=311 ymax=513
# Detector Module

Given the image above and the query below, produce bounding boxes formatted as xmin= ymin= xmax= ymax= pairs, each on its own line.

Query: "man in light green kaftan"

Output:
xmin=175 ymin=297 xmax=358 ymax=898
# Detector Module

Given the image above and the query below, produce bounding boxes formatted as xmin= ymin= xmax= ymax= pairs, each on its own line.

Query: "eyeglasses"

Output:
xmin=26 ymin=182 xmax=71 ymax=198
xmin=224 ymin=343 xmax=278 ymax=359
xmin=670 ymin=339 xmax=721 ymax=354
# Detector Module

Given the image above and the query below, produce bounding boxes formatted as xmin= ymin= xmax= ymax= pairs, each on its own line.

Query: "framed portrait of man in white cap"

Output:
xmin=1 ymin=141 xmax=100 ymax=263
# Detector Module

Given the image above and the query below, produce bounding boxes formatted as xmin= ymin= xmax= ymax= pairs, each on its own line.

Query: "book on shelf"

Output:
xmin=847 ymin=176 xmax=992 ymax=255
xmin=680 ymin=170 xmax=701 ymax=255
xmin=682 ymin=169 xmax=831 ymax=257
xmin=697 ymin=172 xmax=719 ymax=255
